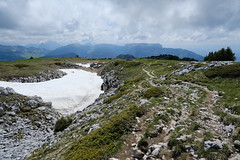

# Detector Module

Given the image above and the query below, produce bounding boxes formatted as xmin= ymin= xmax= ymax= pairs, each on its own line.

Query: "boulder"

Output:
xmin=176 ymin=135 xmax=192 ymax=142
xmin=6 ymin=87 xmax=16 ymax=95
xmin=26 ymin=100 xmax=39 ymax=109
xmin=88 ymin=124 xmax=100 ymax=134
xmin=132 ymin=148 xmax=145 ymax=159
xmin=204 ymin=139 xmax=223 ymax=151
xmin=101 ymin=70 xmax=120 ymax=91
xmin=149 ymin=144 xmax=162 ymax=158
xmin=12 ymin=106 xmax=20 ymax=114
xmin=234 ymin=140 xmax=240 ymax=149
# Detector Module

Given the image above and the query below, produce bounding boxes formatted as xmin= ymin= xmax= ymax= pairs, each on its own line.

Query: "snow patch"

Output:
xmin=0 ymin=69 xmax=103 ymax=115
xmin=76 ymin=63 xmax=91 ymax=68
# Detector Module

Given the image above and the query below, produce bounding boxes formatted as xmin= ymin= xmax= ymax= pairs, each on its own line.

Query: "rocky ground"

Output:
xmin=0 ymin=87 xmax=60 ymax=160
xmin=1 ymin=60 xmax=240 ymax=160
xmin=110 ymin=61 xmax=240 ymax=160
xmin=9 ymin=70 xmax=66 ymax=83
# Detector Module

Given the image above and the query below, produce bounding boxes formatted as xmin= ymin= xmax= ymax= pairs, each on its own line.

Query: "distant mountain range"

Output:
xmin=0 ymin=45 xmax=49 ymax=62
xmin=44 ymin=43 xmax=204 ymax=60
xmin=0 ymin=43 xmax=204 ymax=62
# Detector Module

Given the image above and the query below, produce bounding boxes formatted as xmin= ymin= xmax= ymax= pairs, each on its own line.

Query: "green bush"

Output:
xmin=205 ymin=63 xmax=240 ymax=78
xmin=144 ymin=129 xmax=158 ymax=138
xmin=137 ymin=138 xmax=149 ymax=153
xmin=144 ymin=87 xmax=163 ymax=99
xmin=168 ymin=138 xmax=180 ymax=149
xmin=172 ymin=144 xmax=185 ymax=158
xmin=232 ymin=106 xmax=240 ymax=115
xmin=54 ymin=116 xmax=72 ymax=133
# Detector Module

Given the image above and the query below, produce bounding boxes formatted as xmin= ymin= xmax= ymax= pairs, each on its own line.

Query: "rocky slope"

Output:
xmin=1 ymin=59 xmax=240 ymax=160
xmin=0 ymin=87 xmax=60 ymax=160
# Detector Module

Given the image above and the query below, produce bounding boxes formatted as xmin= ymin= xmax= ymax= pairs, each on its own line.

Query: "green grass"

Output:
xmin=205 ymin=63 xmax=240 ymax=78
xmin=63 ymin=104 xmax=145 ymax=160
xmin=143 ymin=87 xmax=163 ymax=99
xmin=194 ymin=141 xmax=231 ymax=160
xmin=0 ymin=57 xmax=98 ymax=80
xmin=54 ymin=116 xmax=73 ymax=133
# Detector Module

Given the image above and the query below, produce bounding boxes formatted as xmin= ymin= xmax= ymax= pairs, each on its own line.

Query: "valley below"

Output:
xmin=0 ymin=57 xmax=240 ymax=160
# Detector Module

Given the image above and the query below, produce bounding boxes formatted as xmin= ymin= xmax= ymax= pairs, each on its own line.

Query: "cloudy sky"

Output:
xmin=0 ymin=0 xmax=239 ymax=55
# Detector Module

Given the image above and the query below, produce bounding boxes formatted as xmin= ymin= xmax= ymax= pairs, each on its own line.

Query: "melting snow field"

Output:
xmin=0 ymin=69 xmax=103 ymax=115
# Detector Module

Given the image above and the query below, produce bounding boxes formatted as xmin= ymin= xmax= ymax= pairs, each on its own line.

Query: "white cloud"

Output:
xmin=0 ymin=0 xmax=239 ymax=54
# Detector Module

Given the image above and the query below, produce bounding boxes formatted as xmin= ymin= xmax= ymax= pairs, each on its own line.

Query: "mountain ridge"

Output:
xmin=45 ymin=43 xmax=204 ymax=60
xmin=0 ymin=43 xmax=204 ymax=61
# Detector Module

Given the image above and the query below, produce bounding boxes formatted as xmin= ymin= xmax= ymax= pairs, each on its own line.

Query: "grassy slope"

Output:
xmin=1 ymin=58 xmax=239 ymax=159
xmin=0 ymin=57 xmax=101 ymax=80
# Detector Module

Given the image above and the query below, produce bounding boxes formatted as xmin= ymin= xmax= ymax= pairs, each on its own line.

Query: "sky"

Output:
xmin=0 ymin=0 xmax=239 ymax=56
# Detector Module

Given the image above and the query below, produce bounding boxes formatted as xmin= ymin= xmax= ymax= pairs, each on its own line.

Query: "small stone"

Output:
xmin=132 ymin=149 xmax=144 ymax=159
xmin=38 ymin=107 xmax=46 ymax=111
xmin=139 ymin=99 xmax=149 ymax=105
xmin=12 ymin=106 xmax=20 ymax=114
xmin=88 ymin=124 xmax=100 ymax=134
xmin=0 ymin=107 xmax=4 ymax=116
xmin=176 ymin=135 xmax=192 ymax=142
xmin=7 ymin=112 xmax=16 ymax=116
xmin=46 ymin=115 xmax=53 ymax=120
xmin=234 ymin=140 xmax=240 ymax=149
xmin=149 ymin=144 xmax=163 ymax=157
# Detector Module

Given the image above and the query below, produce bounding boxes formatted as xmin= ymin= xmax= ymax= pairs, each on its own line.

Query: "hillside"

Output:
xmin=44 ymin=43 xmax=204 ymax=60
xmin=0 ymin=45 xmax=49 ymax=62
xmin=0 ymin=58 xmax=239 ymax=160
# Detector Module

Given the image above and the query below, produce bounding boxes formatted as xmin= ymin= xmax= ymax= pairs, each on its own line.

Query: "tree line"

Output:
xmin=204 ymin=47 xmax=235 ymax=61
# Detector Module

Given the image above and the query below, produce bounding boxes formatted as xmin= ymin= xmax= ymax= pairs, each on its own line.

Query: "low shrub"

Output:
xmin=144 ymin=87 xmax=163 ymax=99
xmin=172 ymin=144 xmax=185 ymax=158
xmin=137 ymin=138 xmax=149 ymax=153
xmin=54 ymin=116 xmax=72 ymax=133
xmin=232 ymin=106 xmax=240 ymax=115
xmin=205 ymin=63 xmax=240 ymax=78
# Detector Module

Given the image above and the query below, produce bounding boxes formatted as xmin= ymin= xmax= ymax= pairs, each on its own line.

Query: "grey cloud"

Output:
xmin=0 ymin=9 xmax=18 ymax=29
xmin=0 ymin=0 xmax=239 ymax=53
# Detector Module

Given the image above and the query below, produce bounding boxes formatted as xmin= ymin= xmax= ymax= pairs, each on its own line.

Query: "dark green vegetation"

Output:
xmin=64 ymin=104 xmax=144 ymax=160
xmin=143 ymin=87 xmax=163 ymax=99
xmin=205 ymin=63 xmax=240 ymax=78
xmin=54 ymin=117 xmax=73 ymax=133
xmin=0 ymin=57 xmax=91 ymax=80
xmin=146 ymin=54 xmax=197 ymax=61
xmin=116 ymin=54 xmax=136 ymax=59
xmin=204 ymin=47 xmax=235 ymax=61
